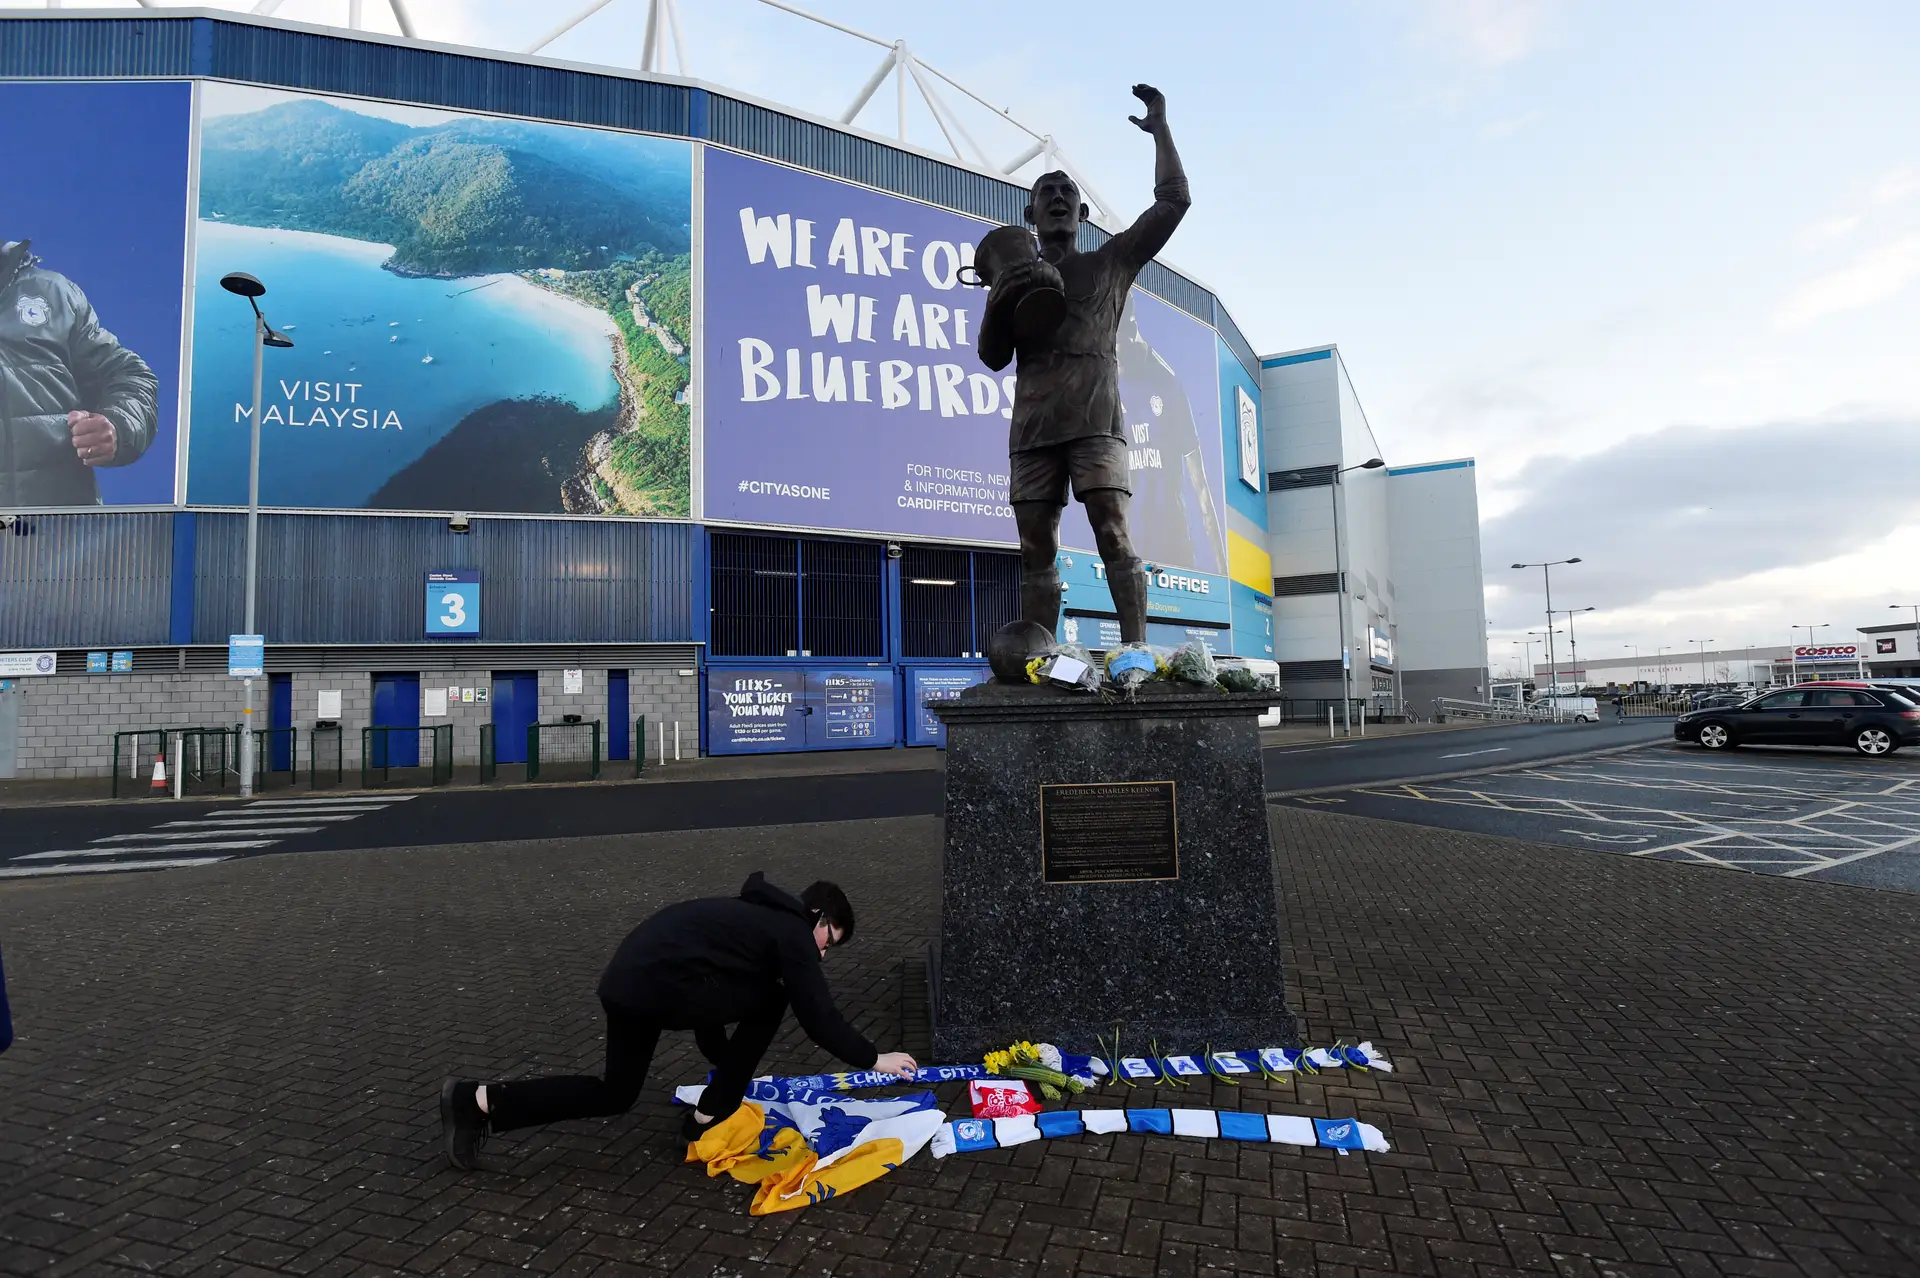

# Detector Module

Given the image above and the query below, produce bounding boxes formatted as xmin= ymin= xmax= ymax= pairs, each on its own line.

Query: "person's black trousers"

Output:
xmin=486 ymin=995 xmax=785 ymax=1133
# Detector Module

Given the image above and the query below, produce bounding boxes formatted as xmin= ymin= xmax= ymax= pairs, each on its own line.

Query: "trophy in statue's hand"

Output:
xmin=962 ymin=225 xmax=1066 ymax=350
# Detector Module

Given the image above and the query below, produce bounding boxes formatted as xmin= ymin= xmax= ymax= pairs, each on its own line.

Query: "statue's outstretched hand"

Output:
xmin=1128 ymin=84 xmax=1166 ymax=132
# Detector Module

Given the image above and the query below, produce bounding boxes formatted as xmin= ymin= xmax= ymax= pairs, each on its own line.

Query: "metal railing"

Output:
xmin=528 ymin=720 xmax=601 ymax=782
xmin=247 ymin=726 xmax=299 ymax=790
xmin=310 ymin=724 xmax=344 ymax=789
xmin=110 ymin=729 xmax=173 ymax=798
xmin=1433 ymin=697 xmax=1542 ymax=723
xmin=1617 ymin=693 xmax=1692 ymax=718
xmin=359 ymin=724 xmax=453 ymax=788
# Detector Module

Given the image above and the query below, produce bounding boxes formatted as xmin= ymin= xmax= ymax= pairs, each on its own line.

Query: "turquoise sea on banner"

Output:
xmin=187 ymin=220 xmax=619 ymax=508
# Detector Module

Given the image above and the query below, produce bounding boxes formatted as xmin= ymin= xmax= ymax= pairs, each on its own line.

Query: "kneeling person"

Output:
xmin=440 ymin=872 xmax=917 ymax=1169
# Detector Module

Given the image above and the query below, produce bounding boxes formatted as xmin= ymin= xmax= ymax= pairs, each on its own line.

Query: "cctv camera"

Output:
xmin=886 ymin=542 xmax=902 ymax=559
xmin=448 ymin=512 xmax=471 ymax=533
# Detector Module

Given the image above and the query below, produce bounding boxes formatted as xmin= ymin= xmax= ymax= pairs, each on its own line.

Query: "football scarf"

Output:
xmin=733 ymin=1042 xmax=1390 ymax=1102
xmin=676 ymin=1086 xmax=945 ymax=1214
xmin=930 ymin=1107 xmax=1390 ymax=1158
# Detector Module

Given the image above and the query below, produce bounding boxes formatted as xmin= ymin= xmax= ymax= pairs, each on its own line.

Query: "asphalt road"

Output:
xmin=1259 ymin=716 xmax=1670 ymax=793
xmin=1275 ymin=740 xmax=1920 ymax=892
xmin=0 ymin=719 xmax=1669 ymax=879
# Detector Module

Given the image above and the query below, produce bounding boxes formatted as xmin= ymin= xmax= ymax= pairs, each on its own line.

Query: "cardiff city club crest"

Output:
xmin=15 ymin=295 xmax=50 ymax=327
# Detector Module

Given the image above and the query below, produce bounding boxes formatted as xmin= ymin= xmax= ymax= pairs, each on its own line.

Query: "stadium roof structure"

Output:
xmin=76 ymin=0 xmax=1124 ymax=229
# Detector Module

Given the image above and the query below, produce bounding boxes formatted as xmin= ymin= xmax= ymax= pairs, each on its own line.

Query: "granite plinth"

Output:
xmin=929 ymin=682 xmax=1299 ymax=1059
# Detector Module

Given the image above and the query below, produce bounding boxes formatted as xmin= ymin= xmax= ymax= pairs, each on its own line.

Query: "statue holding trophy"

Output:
xmin=971 ymin=83 xmax=1190 ymax=678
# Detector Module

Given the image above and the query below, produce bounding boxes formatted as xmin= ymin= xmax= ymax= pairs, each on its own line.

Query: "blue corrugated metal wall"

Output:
xmin=190 ymin=514 xmax=698 ymax=645
xmin=0 ymin=514 xmax=176 ymax=648
xmin=708 ymin=95 xmax=1027 ymax=227
xmin=0 ymin=16 xmax=193 ymax=77
xmin=0 ymin=11 xmax=1257 ymax=368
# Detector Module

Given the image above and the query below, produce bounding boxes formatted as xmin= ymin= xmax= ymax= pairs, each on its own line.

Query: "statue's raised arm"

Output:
xmin=1104 ymin=84 xmax=1190 ymax=272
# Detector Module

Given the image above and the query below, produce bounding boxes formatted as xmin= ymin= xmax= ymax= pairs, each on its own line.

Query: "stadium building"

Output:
xmin=0 ymin=6 xmax=1487 ymax=778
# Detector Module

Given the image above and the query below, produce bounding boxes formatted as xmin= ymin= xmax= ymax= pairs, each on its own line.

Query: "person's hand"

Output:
xmin=68 ymin=412 xmax=117 ymax=466
xmin=873 ymin=1051 xmax=918 ymax=1079
xmin=1128 ymin=83 xmax=1167 ymax=133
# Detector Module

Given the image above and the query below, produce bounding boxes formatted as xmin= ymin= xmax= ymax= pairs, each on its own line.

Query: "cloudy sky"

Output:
xmin=69 ymin=0 xmax=1920 ymax=676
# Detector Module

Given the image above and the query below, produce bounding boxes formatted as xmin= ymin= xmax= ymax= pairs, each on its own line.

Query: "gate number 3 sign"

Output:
xmin=426 ymin=571 xmax=482 ymax=637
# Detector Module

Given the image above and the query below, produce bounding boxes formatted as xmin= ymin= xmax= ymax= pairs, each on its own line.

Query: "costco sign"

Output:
xmin=1795 ymin=644 xmax=1862 ymax=662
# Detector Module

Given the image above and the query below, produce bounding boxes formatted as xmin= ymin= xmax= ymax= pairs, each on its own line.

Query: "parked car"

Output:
xmin=1674 ymin=683 xmax=1920 ymax=755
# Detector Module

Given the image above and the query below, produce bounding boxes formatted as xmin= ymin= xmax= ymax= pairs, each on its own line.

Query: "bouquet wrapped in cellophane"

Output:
xmin=982 ymin=1040 xmax=1107 ymax=1101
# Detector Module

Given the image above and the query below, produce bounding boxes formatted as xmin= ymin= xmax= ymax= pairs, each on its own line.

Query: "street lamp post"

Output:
xmin=1689 ymin=638 xmax=1715 ymax=686
xmin=1551 ymin=607 xmax=1596 ymax=690
xmin=1892 ymin=605 xmax=1920 ymax=675
xmin=1625 ymin=644 xmax=1641 ymax=688
xmin=1286 ymin=456 xmax=1383 ymax=737
xmin=1513 ymin=558 xmax=1582 ymax=721
xmin=218 ymin=272 xmax=293 ymax=798
xmin=1790 ymin=623 xmax=1830 ymax=685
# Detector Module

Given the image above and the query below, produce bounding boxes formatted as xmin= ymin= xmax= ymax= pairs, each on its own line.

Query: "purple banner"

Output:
xmin=701 ymin=148 xmax=1226 ymax=573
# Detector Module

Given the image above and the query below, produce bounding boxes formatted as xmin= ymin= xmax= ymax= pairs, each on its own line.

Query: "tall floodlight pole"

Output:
xmin=1514 ymin=558 xmax=1581 ymax=721
xmin=219 ymin=273 xmax=293 ymax=798
xmin=1287 ymin=457 xmax=1383 ymax=736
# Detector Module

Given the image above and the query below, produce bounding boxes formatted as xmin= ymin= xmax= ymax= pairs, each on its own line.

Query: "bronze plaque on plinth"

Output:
xmin=1039 ymin=781 xmax=1179 ymax=884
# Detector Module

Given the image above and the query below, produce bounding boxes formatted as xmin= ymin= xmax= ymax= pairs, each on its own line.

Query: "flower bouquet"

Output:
xmin=982 ymin=1040 xmax=1106 ymax=1101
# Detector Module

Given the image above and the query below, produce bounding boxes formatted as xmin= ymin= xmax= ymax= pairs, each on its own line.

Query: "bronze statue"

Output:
xmin=977 ymin=83 xmax=1189 ymax=649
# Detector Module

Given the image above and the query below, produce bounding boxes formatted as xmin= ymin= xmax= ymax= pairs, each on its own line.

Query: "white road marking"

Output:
xmin=151 ymin=821 xmax=329 ymax=832
xmin=224 ymin=805 xmax=389 ymax=815
xmin=85 ymin=828 xmax=318 ymax=843
xmin=1438 ymin=748 xmax=1511 ymax=760
xmin=0 ymin=857 xmax=231 ymax=878
xmin=182 ymin=812 xmax=363 ymax=822
xmin=241 ymin=796 xmax=417 ymax=808
xmin=19 ymin=841 xmax=279 ymax=860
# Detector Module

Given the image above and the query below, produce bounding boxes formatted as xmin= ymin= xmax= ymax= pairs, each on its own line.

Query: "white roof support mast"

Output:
xmin=82 ymin=0 xmax=1120 ymax=228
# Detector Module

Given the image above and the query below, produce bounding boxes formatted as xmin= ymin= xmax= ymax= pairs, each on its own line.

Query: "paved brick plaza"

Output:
xmin=2 ymin=810 xmax=1916 ymax=1277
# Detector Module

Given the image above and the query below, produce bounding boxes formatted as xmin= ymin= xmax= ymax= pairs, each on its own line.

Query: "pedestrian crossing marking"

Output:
xmin=6 ymin=793 xmax=416 ymax=879
xmin=0 ymin=856 xmax=232 ymax=878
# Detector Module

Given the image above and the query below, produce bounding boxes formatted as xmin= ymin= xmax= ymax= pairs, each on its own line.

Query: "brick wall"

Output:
xmin=8 ymin=664 xmax=706 ymax=778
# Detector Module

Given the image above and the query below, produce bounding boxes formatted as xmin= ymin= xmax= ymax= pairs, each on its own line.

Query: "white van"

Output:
xmin=1534 ymin=694 xmax=1599 ymax=723
xmin=1216 ymin=656 xmax=1283 ymax=727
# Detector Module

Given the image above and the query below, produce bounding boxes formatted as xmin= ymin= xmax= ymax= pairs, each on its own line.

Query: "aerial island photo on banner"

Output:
xmin=186 ymin=83 xmax=693 ymax=516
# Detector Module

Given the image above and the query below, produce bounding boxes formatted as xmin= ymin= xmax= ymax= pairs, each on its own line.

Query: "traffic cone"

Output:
xmin=150 ymin=756 xmax=168 ymax=794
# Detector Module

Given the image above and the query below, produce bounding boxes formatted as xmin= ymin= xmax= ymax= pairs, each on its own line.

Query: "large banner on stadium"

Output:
xmin=185 ymin=84 xmax=694 ymax=516
xmin=0 ymin=81 xmax=192 ymax=508
xmin=701 ymin=148 xmax=1228 ymax=576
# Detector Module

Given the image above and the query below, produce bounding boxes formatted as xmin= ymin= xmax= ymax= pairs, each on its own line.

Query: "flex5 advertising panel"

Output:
xmin=0 ymin=81 xmax=192 ymax=508
xmin=701 ymin=147 xmax=1228 ymax=576
xmin=186 ymin=83 xmax=693 ymax=516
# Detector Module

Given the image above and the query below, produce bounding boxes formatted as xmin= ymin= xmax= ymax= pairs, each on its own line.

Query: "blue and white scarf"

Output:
xmin=930 ymin=1108 xmax=1389 ymax=1158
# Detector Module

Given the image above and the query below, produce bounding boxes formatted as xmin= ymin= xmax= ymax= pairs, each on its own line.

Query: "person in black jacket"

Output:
xmin=439 ymin=873 xmax=917 ymax=1170
xmin=1 ymin=239 xmax=159 ymax=507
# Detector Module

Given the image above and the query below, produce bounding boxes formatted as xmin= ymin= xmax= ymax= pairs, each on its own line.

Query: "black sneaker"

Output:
xmin=679 ymin=1108 xmax=712 ymax=1144
xmin=440 ymin=1078 xmax=490 ymax=1171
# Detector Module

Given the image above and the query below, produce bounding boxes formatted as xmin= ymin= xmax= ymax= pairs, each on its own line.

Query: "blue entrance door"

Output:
xmin=608 ymin=670 xmax=630 ymax=761
xmin=269 ymin=673 xmax=293 ymax=771
xmin=371 ymin=672 xmax=421 ymax=767
xmin=492 ymin=671 xmax=538 ymax=764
